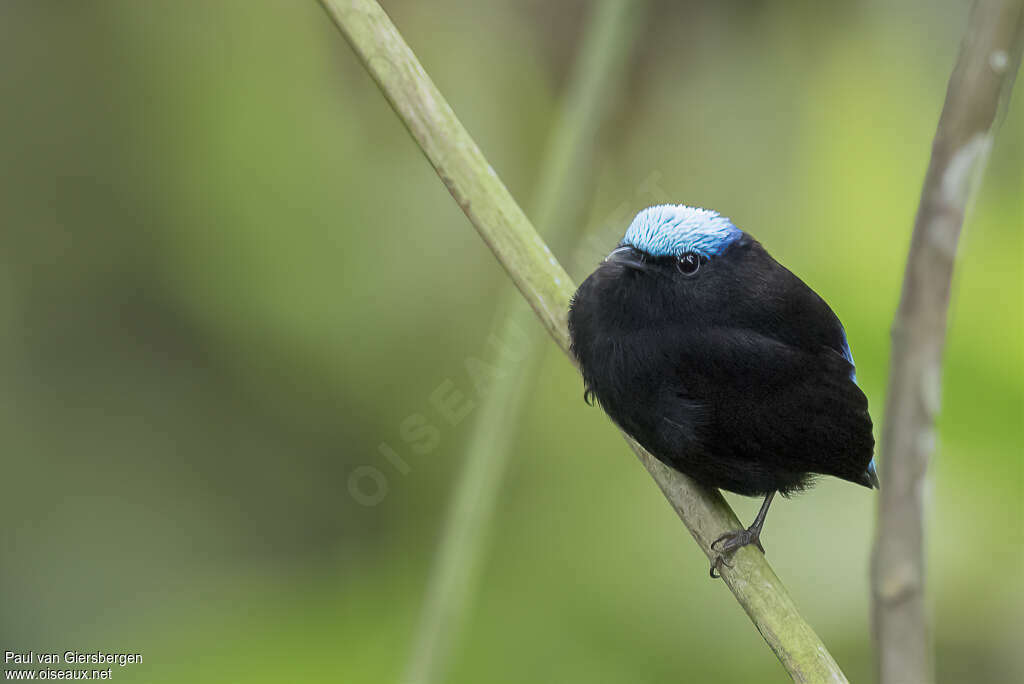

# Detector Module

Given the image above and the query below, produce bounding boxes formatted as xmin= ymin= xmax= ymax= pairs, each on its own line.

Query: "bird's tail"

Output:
xmin=860 ymin=458 xmax=880 ymax=489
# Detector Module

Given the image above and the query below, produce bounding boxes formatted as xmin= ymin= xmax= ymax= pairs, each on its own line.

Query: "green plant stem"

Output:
xmin=870 ymin=3 xmax=1024 ymax=684
xmin=402 ymin=3 xmax=646 ymax=684
xmin=319 ymin=1 xmax=847 ymax=680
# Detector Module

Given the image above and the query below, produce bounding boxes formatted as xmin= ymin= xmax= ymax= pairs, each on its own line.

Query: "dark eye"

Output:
xmin=676 ymin=252 xmax=701 ymax=276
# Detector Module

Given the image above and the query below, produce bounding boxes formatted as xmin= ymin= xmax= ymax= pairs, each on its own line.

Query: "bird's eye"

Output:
xmin=676 ymin=252 xmax=701 ymax=276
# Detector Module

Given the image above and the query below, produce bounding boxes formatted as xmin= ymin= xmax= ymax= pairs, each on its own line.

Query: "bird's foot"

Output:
xmin=709 ymin=527 xmax=766 ymax=579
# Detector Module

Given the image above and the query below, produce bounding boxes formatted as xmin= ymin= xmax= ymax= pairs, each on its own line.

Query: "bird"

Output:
xmin=568 ymin=204 xmax=877 ymax=577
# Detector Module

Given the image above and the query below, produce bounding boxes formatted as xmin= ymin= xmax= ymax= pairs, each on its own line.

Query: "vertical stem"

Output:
xmin=871 ymin=3 xmax=1024 ymax=683
xmin=402 ymin=3 xmax=646 ymax=682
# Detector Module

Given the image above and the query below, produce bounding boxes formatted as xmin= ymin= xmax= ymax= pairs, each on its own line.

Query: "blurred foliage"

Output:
xmin=0 ymin=1 xmax=1020 ymax=682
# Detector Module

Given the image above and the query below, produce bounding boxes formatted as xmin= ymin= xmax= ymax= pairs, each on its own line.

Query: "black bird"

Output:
xmin=568 ymin=204 xmax=877 ymax=577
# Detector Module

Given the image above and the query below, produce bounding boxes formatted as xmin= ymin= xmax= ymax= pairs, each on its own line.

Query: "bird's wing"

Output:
xmin=751 ymin=261 xmax=858 ymax=380
xmin=665 ymin=326 xmax=874 ymax=486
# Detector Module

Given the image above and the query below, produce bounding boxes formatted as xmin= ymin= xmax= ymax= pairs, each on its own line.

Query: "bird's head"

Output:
xmin=583 ymin=204 xmax=770 ymax=326
xmin=615 ymin=204 xmax=743 ymax=266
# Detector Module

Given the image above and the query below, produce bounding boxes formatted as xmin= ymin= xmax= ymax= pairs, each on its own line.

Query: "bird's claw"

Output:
xmin=709 ymin=553 xmax=732 ymax=578
xmin=708 ymin=528 xmax=766 ymax=579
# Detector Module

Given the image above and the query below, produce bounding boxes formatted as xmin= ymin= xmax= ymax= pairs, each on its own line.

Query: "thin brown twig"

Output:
xmin=870 ymin=3 xmax=1024 ymax=683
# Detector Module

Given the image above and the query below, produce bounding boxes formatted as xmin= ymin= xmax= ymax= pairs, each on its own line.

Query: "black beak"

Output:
xmin=604 ymin=245 xmax=648 ymax=272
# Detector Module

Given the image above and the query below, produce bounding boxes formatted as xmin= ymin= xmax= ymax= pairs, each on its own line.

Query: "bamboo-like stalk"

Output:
xmin=319 ymin=0 xmax=847 ymax=680
xmin=871 ymin=4 xmax=1024 ymax=684
xmin=402 ymin=3 xmax=646 ymax=683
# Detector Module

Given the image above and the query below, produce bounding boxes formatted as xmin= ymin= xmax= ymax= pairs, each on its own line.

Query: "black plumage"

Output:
xmin=568 ymin=206 xmax=876 ymax=574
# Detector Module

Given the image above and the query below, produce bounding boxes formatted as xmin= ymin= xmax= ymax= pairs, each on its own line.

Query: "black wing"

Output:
xmin=653 ymin=326 xmax=873 ymax=495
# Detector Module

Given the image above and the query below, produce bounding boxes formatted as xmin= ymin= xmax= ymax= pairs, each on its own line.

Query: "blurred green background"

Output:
xmin=1 ymin=1 xmax=1021 ymax=682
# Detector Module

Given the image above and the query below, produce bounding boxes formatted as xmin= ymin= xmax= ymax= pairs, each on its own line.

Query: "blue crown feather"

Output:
xmin=622 ymin=204 xmax=742 ymax=258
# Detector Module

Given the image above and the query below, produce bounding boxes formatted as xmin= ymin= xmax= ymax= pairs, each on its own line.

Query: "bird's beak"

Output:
xmin=604 ymin=245 xmax=648 ymax=272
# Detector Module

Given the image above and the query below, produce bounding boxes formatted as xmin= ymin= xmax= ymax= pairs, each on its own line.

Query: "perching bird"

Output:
xmin=568 ymin=204 xmax=877 ymax=577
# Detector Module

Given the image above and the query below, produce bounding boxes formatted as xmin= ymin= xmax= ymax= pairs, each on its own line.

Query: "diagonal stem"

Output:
xmin=402 ymin=3 xmax=647 ymax=683
xmin=319 ymin=0 xmax=848 ymax=680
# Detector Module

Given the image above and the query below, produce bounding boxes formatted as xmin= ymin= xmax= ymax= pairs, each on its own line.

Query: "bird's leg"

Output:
xmin=709 ymin=491 xmax=776 ymax=578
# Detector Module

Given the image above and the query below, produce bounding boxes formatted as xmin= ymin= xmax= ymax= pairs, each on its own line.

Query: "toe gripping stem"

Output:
xmin=708 ymin=491 xmax=775 ymax=579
